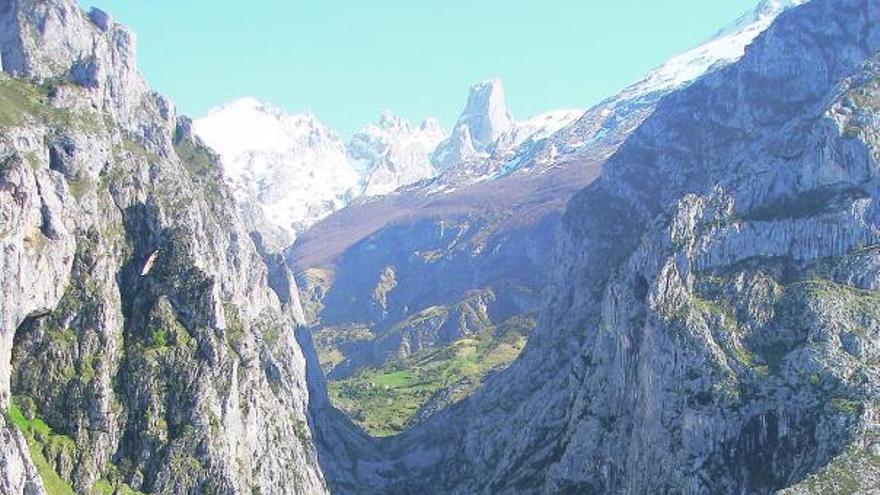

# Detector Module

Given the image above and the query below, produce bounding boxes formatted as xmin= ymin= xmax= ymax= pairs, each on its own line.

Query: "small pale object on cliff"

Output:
xmin=141 ymin=250 xmax=159 ymax=276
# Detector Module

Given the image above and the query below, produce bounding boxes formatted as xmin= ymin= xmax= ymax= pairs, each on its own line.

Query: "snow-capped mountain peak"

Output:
xmin=195 ymin=97 xmax=331 ymax=159
xmin=350 ymin=111 xmax=447 ymax=197
xmin=193 ymin=99 xmax=359 ymax=240
xmin=420 ymin=117 xmax=443 ymax=135
xmin=520 ymin=0 xmax=812 ymax=177
xmin=752 ymin=0 xmax=808 ymax=22
xmin=360 ymin=111 xmax=445 ymax=145
xmin=374 ymin=110 xmax=410 ymax=131
xmin=194 ymin=102 xmax=449 ymax=239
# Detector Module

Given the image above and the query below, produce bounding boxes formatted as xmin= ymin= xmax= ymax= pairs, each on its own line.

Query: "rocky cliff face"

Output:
xmin=313 ymin=0 xmax=880 ymax=493
xmin=0 ymin=1 xmax=326 ymax=493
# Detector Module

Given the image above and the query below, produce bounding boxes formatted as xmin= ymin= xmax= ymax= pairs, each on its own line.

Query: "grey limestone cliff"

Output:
xmin=0 ymin=1 xmax=326 ymax=493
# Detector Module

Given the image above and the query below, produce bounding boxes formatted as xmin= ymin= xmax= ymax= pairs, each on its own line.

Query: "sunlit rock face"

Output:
xmin=0 ymin=1 xmax=327 ymax=493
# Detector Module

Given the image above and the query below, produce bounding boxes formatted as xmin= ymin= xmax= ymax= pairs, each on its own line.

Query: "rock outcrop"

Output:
xmin=431 ymin=78 xmax=515 ymax=170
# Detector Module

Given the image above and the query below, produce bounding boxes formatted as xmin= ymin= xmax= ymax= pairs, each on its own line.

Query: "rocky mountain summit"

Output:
xmin=426 ymin=78 xmax=581 ymax=191
xmin=431 ymin=78 xmax=515 ymax=170
xmin=0 ymin=1 xmax=326 ymax=493
xmin=310 ymin=0 xmax=880 ymax=493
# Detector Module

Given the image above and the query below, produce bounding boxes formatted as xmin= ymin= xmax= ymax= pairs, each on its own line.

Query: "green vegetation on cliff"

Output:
xmin=5 ymin=399 xmax=75 ymax=495
xmin=0 ymin=76 xmax=103 ymax=131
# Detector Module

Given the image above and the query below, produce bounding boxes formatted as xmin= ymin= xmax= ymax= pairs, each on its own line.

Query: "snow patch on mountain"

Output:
xmin=506 ymin=109 xmax=583 ymax=147
xmin=627 ymin=0 xmax=809 ymax=96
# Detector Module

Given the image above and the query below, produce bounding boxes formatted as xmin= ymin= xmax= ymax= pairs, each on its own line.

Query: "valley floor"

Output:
xmin=320 ymin=315 xmax=534 ymax=436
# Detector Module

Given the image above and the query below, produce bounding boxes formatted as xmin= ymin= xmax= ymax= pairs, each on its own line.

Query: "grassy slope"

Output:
xmin=328 ymin=315 xmax=534 ymax=436
xmin=5 ymin=400 xmax=76 ymax=495
xmin=5 ymin=398 xmax=147 ymax=495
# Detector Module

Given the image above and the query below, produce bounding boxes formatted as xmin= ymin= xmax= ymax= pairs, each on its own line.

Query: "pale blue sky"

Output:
xmin=77 ymin=0 xmax=756 ymax=136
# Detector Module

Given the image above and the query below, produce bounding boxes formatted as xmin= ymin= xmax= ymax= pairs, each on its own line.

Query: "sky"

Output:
xmin=77 ymin=0 xmax=757 ymax=137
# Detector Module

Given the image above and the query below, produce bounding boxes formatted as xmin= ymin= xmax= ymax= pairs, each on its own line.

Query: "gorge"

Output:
xmin=0 ymin=0 xmax=878 ymax=494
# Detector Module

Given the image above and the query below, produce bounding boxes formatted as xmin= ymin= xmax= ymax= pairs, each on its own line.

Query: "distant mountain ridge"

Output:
xmin=292 ymin=0 xmax=809 ymax=270
xmin=194 ymin=80 xmax=581 ymax=244
xmin=197 ymin=0 xmax=805 ymax=246
xmin=348 ymin=111 xmax=446 ymax=197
